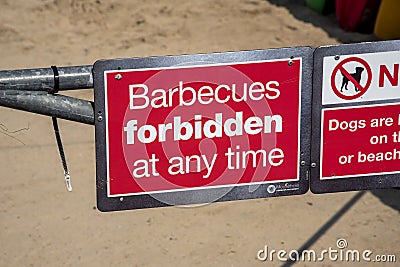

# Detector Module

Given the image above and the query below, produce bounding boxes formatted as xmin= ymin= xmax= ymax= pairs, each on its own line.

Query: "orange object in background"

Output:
xmin=374 ymin=0 xmax=400 ymax=39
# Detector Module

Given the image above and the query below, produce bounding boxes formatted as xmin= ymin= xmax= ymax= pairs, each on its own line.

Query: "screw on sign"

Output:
xmin=330 ymin=57 xmax=372 ymax=100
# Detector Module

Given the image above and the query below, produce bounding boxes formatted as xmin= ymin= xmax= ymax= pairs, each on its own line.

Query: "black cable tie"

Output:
xmin=51 ymin=65 xmax=59 ymax=94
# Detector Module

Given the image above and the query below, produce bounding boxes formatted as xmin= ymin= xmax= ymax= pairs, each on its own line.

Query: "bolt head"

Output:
xmin=115 ymin=74 xmax=122 ymax=80
xmin=267 ymin=185 xmax=276 ymax=194
xmin=97 ymin=115 xmax=103 ymax=122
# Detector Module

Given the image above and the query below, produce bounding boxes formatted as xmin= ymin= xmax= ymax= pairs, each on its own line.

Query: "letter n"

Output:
xmin=379 ymin=64 xmax=399 ymax=87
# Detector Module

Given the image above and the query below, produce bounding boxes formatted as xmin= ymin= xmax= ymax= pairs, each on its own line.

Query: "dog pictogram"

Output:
xmin=340 ymin=66 xmax=365 ymax=92
xmin=331 ymin=57 xmax=372 ymax=100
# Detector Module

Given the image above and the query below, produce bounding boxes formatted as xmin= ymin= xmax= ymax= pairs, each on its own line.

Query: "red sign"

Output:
xmin=104 ymin=59 xmax=302 ymax=196
xmin=321 ymin=103 xmax=400 ymax=178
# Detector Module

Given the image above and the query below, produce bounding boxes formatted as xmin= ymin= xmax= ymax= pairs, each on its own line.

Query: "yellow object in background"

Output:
xmin=374 ymin=0 xmax=400 ymax=39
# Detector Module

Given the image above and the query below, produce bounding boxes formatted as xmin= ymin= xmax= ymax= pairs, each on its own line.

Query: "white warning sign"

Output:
xmin=322 ymin=50 xmax=400 ymax=105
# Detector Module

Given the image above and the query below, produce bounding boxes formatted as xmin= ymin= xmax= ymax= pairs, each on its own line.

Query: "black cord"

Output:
xmin=52 ymin=117 xmax=68 ymax=172
xmin=52 ymin=116 xmax=72 ymax=191
xmin=51 ymin=66 xmax=72 ymax=191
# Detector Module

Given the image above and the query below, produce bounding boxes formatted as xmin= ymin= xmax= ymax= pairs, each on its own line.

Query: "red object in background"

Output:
xmin=336 ymin=0 xmax=381 ymax=32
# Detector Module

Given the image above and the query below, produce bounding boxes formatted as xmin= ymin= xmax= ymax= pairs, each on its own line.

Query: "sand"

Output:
xmin=0 ymin=1 xmax=398 ymax=266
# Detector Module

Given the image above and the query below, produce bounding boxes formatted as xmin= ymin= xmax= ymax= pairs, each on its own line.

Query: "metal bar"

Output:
xmin=0 ymin=90 xmax=94 ymax=125
xmin=0 ymin=65 xmax=93 ymax=92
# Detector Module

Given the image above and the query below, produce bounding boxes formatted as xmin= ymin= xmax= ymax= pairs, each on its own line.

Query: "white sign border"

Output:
xmin=104 ymin=58 xmax=303 ymax=197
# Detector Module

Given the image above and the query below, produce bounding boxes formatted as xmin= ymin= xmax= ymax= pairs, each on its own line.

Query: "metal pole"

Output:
xmin=0 ymin=90 xmax=94 ymax=125
xmin=0 ymin=65 xmax=93 ymax=92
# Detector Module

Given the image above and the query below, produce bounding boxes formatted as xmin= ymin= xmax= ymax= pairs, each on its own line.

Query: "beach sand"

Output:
xmin=0 ymin=1 xmax=398 ymax=266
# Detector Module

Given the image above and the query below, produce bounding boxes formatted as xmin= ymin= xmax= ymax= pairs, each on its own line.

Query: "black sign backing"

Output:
xmin=93 ymin=47 xmax=313 ymax=211
xmin=311 ymin=40 xmax=400 ymax=194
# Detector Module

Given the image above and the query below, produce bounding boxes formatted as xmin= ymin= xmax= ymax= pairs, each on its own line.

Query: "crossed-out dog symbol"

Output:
xmin=340 ymin=67 xmax=364 ymax=92
xmin=331 ymin=56 xmax=372 ymax=100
